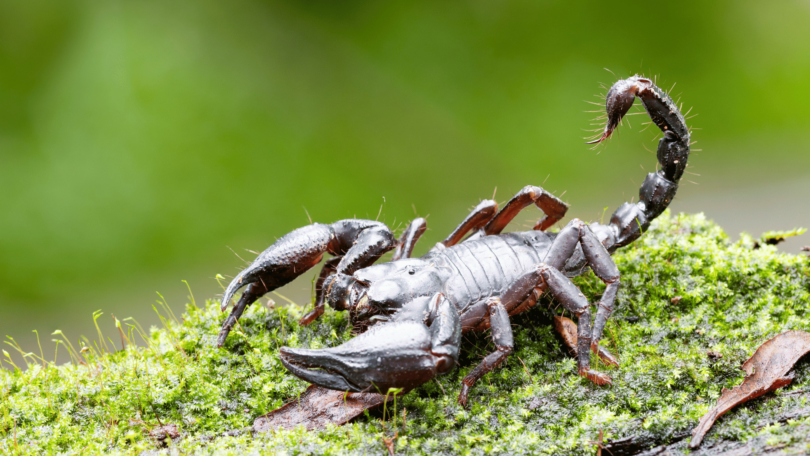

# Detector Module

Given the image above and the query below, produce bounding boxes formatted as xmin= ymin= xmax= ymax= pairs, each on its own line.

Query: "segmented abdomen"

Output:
xmin=437 ymin=232 xmax=551 ymax=311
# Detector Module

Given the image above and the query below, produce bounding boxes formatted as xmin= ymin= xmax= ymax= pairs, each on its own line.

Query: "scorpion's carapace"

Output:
xmin=217 ymin=75 xmax=691 ymax=408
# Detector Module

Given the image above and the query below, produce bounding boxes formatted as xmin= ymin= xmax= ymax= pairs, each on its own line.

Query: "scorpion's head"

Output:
xmin=324 ymin=272 xmax=365 ymax=312
xmin=323 ymin=272 xmax=386 ymax=332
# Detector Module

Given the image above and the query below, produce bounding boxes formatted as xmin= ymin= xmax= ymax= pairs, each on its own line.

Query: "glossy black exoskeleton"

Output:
xmin=217 ymin=75 xmax=691 ymax=406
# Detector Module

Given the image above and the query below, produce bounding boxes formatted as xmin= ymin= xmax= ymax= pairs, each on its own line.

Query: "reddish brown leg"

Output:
xmin=431 ymin=200 xmax=498 ymax=252
xmin=483 ymin=185 xmax=568 ymax=236
xmin=458 ymin=298 xmax=513 ymax=407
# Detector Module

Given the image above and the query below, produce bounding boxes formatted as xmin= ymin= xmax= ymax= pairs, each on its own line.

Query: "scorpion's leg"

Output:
xmin=298 ymin=256 xmax=342 ymax=326
xmin=392 ymin=218 xmax=427 ymax=260
xmin=458 ymin=297 xmax=513 ymax=407
xmin=482 ymin=185 xmax=569 ymax=236
xmin=217 ymin=219 xmax=396 ymax=346
xmin=430 ymin=200 xmax=498 ymax=252
xmin=279 ymin=293 xmax=461 ymax=393
xmin=545 ymin=218 xmax=621 ymax=379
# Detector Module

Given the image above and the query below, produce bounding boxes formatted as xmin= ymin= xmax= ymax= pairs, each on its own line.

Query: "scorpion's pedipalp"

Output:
xmin=219 ymin=223 xmax=335 ymax=312
xmin=218 ymin=220 xmax=397 ymax=346
xmin=281 ymin=293 xmax=461 ymax=394
xmin=280 ymin=321 xmax=440 ymax=393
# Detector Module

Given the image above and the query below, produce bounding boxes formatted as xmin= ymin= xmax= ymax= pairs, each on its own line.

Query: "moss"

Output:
xmin=1 ymin=212 xmax=809 ymax=455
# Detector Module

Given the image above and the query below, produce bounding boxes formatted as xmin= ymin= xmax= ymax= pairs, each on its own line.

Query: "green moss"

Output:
xmin=2 ymin=212 xmax=809 ymax=455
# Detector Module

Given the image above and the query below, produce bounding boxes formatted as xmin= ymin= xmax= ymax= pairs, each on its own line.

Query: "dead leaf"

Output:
xmin=706 ymin=350 xmax=723 ymax=361
xmin=553 ymin=316 xmax=618 ymax=366
xmin=553 ymin=315 xmax=579 ymax=352
xmin=148 ymin=423 xmax=180 ymax=446
xmin=690 ymin=330 xmax=810 ymax=448
xmin=253 ymin=385 xmax=392 ymax=432
xmin=383 ymin=431 xmax=397 ymax=455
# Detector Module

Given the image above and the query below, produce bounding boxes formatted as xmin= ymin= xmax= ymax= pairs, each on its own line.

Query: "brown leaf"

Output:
xmin=553 ymin=315 xmax=579 ymax=354
xmin=148 ymin=423 xmax=180 ymax=446
xmin=253 ymin=385 xmax=392 ymax=432
xmin=690 ymin=330 xmax=810 ymax=448
xmin=707 ymin=350 xmax=723 ymax=361
xmin=553 ymin=316 xmax=618 ymax=366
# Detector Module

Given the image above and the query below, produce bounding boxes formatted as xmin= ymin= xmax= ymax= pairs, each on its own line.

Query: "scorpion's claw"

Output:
xmin=221 ymin=272 xmax=251 ymax=311
xmin=280 ymin=320 xmax=449 ymax=393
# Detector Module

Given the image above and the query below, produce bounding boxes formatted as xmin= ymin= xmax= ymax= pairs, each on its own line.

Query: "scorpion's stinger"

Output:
xmin=586 ymin=76 xmax=657 ymax=145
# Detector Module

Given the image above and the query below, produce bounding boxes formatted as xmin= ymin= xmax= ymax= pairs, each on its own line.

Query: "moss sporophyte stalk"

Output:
xmin=2 ymin=212 xmax=809 ymax=455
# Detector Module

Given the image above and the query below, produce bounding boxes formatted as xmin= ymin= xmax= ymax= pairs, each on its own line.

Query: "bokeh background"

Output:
xmin=2 ymin=0 xmax=809 ymax=367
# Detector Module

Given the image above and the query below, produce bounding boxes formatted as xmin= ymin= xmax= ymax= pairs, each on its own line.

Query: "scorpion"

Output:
xmin=218 ymin=75 xmax=691 ymax=406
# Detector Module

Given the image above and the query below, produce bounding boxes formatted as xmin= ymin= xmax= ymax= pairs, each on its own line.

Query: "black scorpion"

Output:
xmin=217 ymin=76 xmax=691 ymax=406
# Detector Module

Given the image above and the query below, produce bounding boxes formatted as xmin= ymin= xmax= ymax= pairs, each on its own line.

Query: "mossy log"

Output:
xmin=2 ymin=212 xmax=809 ymax=455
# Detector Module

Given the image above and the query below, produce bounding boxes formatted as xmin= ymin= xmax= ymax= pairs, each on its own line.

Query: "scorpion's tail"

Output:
xmin=587 ymin=75 xmax=691 ymax=251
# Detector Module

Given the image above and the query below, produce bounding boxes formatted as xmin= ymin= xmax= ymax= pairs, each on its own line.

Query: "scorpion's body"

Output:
xmin=217 ymin=75 xmax=692 ymax=406
xmin=357 ymin=230 xmax=568 ymax=331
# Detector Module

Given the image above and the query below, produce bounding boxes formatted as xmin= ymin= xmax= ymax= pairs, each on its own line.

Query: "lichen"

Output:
xmin=2 ymin=212 xmax=809 ymax=455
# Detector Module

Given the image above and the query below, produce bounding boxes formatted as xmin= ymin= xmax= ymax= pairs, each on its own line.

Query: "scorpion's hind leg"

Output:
xmin=430 ymin=186 xmax=569 ymax=255
xmin=217 ymin=219 xmax=396 ymax=346
xmin=483 ymin=185 xmax=568 ymax=236
xmin=279 ymin=293 xmax=461 ymax=394
xmin=543 ymin=218 xmax=622 ymax=382
xmin=430 ymin=200 xmax=498 ymax=253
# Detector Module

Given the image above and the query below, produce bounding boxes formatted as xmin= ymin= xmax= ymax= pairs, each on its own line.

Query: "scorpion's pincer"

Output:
xmin=279 ymin=320 xmax=441 ymax=393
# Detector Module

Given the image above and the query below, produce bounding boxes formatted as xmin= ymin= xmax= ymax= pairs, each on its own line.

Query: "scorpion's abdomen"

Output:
xmin=439 ymin=232 xmax=551 ymax=311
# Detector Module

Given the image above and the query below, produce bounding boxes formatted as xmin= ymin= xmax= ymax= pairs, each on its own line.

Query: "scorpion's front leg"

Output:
xmin=458 ymin=297 xmax=513 ymax=407
xmin=297 ymin=256 xmax=342 ymax=326
xmin=279 ymin=293 xmax=461 ymax=393
xmin=217 ymin=219 xmax=396 ymax=346
xmin=392 ymin=218 xmax=427 ymax=260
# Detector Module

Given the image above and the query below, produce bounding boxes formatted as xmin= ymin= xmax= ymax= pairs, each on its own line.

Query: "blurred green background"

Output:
xmin=2 ymin=0 xmax=809 ymax=364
